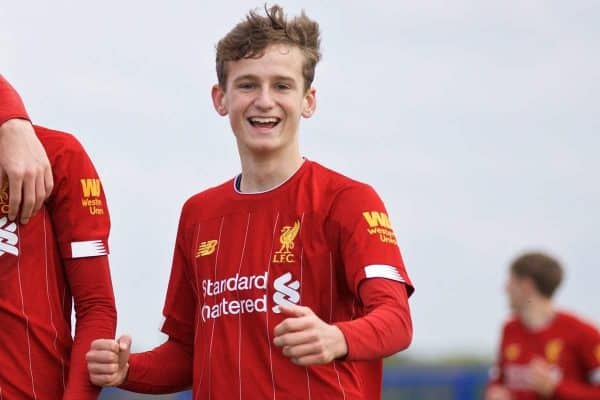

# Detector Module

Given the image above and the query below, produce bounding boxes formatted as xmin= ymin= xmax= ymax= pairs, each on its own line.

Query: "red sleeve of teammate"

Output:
xmin=0 ymin=74 xmax=30 ymax=124
xmin=553 ymin=322 xmax=600 ymax=400
xmin=328 ymin=184 xmax=413 ymax=359
xmin=123 ymin=208 xmax=195 ymax=392
xmin=44 ymin=132 xmax=116 ymax=400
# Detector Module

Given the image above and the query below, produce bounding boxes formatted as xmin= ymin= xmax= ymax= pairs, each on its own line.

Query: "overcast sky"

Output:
xmin=2 ymin=1 xmax=599 ymax=358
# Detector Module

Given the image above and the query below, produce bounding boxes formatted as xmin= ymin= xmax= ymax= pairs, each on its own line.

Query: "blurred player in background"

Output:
xmin=0 ymin=75 xmax=116 ymax=399
xmin=86 ymin=4 xmax=414 ymax=399
xmin=486 ymin=252 xmax=600 ymax=400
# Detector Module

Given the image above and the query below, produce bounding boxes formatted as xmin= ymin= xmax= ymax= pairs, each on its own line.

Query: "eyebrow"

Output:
xmin=233 ymin=74 xmax=297 ymax=83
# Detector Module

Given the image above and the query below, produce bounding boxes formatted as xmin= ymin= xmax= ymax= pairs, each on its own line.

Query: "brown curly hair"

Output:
xmin=215 ymin=4 xmax=321 ymax=91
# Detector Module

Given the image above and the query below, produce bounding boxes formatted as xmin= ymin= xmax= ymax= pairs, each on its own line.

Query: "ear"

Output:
xmin=211 ymin=84 xmax=228 ymax=116
xmin=301 ymin=87 xmax=317 ymax=118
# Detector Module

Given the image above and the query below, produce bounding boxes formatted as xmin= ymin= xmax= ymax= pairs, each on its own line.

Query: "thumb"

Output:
xmin=117 ymin=334 xmax=132 ymax=368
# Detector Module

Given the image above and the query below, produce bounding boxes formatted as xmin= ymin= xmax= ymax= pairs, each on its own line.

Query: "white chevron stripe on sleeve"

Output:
xmin=364 ymin=264 xmax=405 ymax=283
xmin=71 ymin=240 xmax=107 ymax=258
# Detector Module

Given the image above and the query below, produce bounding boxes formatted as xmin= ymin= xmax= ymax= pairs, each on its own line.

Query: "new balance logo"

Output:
xmin=0 ymin=216 xmax=19 ymax=257
xmin=272 ymin=272 xmax=300 ymax=313
xmin=196 ymin=240 xmax=218 ymax=257
xmin=81 ymin=178 xmax=101 ymax=197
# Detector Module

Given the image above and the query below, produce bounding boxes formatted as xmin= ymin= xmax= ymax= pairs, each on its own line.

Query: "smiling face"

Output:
xmin=212 ymin=44 xmax=316 ymax=160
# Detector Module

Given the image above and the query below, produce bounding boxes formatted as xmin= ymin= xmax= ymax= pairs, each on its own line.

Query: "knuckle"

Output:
xmin=280 ymin=321 xmax=291 ymax=331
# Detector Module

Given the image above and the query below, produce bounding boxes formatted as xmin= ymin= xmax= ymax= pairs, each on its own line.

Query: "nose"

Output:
xmin=254 ymin=87 xmax=276 ymax=110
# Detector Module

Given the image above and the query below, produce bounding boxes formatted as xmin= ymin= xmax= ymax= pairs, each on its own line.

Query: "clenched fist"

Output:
xmin=86 ymin=335 xmax=132 ymax=387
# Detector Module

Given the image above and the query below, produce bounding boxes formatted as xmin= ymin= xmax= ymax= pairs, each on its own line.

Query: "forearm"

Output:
xmin=64 ymin=257 xmax=117 ymax=400
xmin=120 ymin=337 xmax=193 ymax=394
xmin=0 ymin=75 xmax=29 ymax=124
xmin=336 ymin=278 xmax=412 ymax=360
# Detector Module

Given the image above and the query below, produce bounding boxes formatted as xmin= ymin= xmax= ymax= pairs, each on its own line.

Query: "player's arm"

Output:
xmin=44 ymin=133 xmax=116 ymax=400
xmin=87 ymin=209 xmax=196 ymax=393
xmin=87 ymin=334 xmax=193 ymax=394
xmin=334 ymin=185 xmax=414 ymax=360
xmin=0 ymin=75 xmax=53 ymax=223
xmin=335 ymin=278 xmax=411 ymax=360
xmin=63 ymin=256 xmax=117 ymax=400
xmin=274 ymin=184 xmax=414 ymax=364
xmin=274 ymin=276 xmax=411 ymax=364
xmin=544 ymin=324 xmax=600 ymax=400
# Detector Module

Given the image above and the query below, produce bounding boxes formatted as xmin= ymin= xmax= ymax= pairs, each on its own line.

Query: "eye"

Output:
xmin=275 ymin=82 xmax=291 ymax=90
xmin=238 ymin=82 xmax=256 ymax=90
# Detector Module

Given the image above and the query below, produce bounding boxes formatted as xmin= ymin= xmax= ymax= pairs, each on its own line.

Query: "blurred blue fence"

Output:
xmin=99 ymin=365 xmax=489 ymax=400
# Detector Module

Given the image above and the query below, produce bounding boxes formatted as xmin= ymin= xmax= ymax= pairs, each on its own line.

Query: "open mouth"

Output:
xmin=248 ymin=117 xmax=281 ymax=129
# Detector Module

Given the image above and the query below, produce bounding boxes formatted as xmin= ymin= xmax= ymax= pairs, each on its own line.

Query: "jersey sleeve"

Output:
xmin=328 ymin=184 xmax=414 ymax=297
xmin=335 ymin=278 xmax=412 ymax=360
xmin=124 ymin=338 xmax=193 ymax=393
xmin=160 ymin=207 xmax=197 ymax=346
xmin=553 ymin=321 xmax=600 ymax=399
xmin=42 ymin=131 xmax=116 ymax=399
xmin=577 ymin=322 xmax=600 ymax=385
xmin=0 ymin=74 xmax=30 ymax=124
xmin=44 ymin=131 xmax=110 ymax=259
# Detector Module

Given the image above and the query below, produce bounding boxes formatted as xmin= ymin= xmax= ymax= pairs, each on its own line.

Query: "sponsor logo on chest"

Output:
xmin=199 ymin=271 xmax=301 ymax=322
xmin=0 ymin=216 xmax=19 ymax=257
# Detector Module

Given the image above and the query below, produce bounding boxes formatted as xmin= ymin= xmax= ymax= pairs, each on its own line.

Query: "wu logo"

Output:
xmin=272 ymin=220 xmax=300 ymax=264
xmin=0 ymin=216 xmax=19 ymax=257
xmin=362 ymin=211 xmax=392 ymax=229
xmin=196 ymin=240 xmax=218 ymax=257
xmin=272 ymin=272 xmax=300 ymax=313
xmin=81 ymin=179 xmax=101 ymax=197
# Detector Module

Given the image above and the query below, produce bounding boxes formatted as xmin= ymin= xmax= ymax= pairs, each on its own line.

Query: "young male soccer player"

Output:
xmin=0 ymin=77 xmax=53 ymax=224
xmin=0 ymin=75 xmax=117 ymax=399
xmin=486 ymin=252 xmax=600 ymax=400
xmin=87 ymin=5 xmax=414 ymax=399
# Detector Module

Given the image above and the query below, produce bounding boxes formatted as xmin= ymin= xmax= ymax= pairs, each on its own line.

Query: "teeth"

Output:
xmin=250 ymin=117 xmax=278 ymax=124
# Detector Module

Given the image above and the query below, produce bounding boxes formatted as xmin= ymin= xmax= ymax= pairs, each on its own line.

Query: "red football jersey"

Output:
xmin=157 ymin=160 xmax=413 ymax=399
xmin=489 ymin=311 xmax=600 ymax=400
xmin=0 ymin=126 xmax=115 ymax=399
xmin=0 ymin=74 xmax=29 ymax=125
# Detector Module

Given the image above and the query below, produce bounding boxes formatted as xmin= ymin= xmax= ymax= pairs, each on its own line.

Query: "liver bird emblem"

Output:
xmin=278 ymin=220 xmax=300 ymax=254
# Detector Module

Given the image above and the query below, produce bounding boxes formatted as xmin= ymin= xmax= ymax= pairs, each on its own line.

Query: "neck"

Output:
xmin=519 ymin=297 xmax=555 ymax=330
xmin=237 ymin=147 xmax=304 ymax=193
